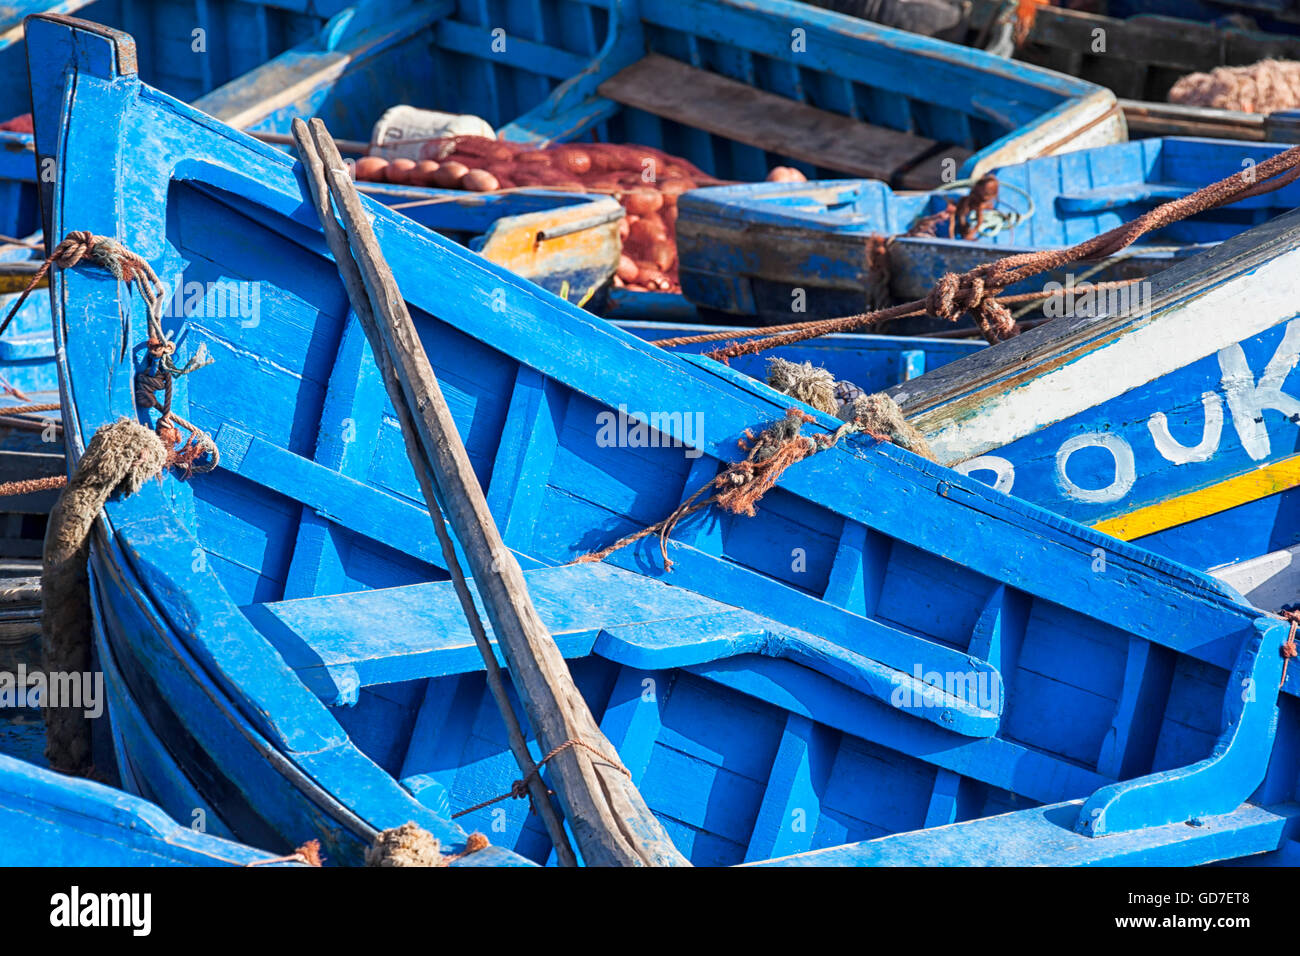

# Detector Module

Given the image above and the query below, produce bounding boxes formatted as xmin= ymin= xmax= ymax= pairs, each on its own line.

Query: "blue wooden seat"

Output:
xmin=242 ymin=563 xmax=1002 ymax=737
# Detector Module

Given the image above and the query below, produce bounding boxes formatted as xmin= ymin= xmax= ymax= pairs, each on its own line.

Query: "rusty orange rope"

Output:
xmin=247 ymin=839 xmax=325 ymax=867
xmin=649 ymin=281 xmax=1141 ymax=350
xmin=573 ymin=409 xmax=864 ymax=570
xmin=0 ymin=231 xmax=163 ymax=339
xmin=0 ymin=402 xmax=59 ymax=416
xmin=1280 ymin=608 xmax=1300 ymax=687
xmin=0 ymin=474 xmax=66 ymax=497
xmin=676 ymin=146 xmax=1300 ymax=359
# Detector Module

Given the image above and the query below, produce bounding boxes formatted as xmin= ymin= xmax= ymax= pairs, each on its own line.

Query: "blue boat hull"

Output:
xmin=886 ymin=204 xmax=1300 ymax=578
xmin=0 ymin=747 xmax=304 ymax=864
xmin=676 ymin=137 xmax=1300 ymax=328
xmin=34 ymin=14 xmax=1300 ymax=868
xmin=198 ymin=0 xmax=1122 ymax=185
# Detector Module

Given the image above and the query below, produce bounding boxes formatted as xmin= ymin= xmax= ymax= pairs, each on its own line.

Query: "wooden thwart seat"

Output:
xmin=596 ymin=54 xmax=969 ymax=186
xmin=242 ymin=562 xmax=1001 ymax=735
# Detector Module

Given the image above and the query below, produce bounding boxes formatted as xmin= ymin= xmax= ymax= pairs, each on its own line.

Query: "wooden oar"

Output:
xmin=253 ymin=130 xmax=372 ymax=156
xmin=296 ymin=117 xmax=688 ymax=866
xmin=291 ymin=120 xmax=576 ymax=866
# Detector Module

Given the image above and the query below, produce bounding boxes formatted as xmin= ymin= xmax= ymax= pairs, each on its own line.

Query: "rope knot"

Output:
xmin=508 ymin=778 xmax=532 ymax=800
xmin=924 ymin=271 xmax=1017 ymax=344
xmin=451 ymin=739 xmax=628 ymax=820
xmin=50 ymin=231 xmax=98 ymax=269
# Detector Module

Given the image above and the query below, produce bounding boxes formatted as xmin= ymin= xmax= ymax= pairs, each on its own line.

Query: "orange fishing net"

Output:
xmin=355 ymin=137 xmax=749 ymax=293
xmin=1169 ymin=59 xmax=1300 ymax=113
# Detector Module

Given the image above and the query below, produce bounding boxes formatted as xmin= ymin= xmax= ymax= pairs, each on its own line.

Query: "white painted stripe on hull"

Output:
xmin=922 ymin=251 xmax=1300 ymax=465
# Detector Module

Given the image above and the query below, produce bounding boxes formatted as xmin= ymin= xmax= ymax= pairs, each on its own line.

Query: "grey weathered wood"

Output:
xmin=303 ymin=118 xmax=689 ymax=866
xmin=597 ymin=53 xmax=942 ymax=180
xmin=258 ymin=129 xmax=370 ymax=156
xmin=290 ymin=119 xmax=579 ymax=866
xmin=1120 ymin=99 xmax=1264 ymax=141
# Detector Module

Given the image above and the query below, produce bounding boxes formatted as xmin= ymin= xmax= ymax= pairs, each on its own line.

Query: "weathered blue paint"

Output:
xmin=33 ymin=14 xmax=1300 ymax=867
xmin=2 ymin=572 xmax=300 ymax=867
xmin=0 ymin=750 xmax=311 ymax=864
xmin=0 ymin=750 xmax=311 ymax=865
xmin=676 ymin=137 xmax=1300 ymax=327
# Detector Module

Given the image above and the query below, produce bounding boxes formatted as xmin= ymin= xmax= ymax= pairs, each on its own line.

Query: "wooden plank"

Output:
xmin=1095 ymin=638 xmax=1175 ymax=781
xmin=281 ymin=314 xmax=385 ymax=599
xmin=922 ymin=769 xmax=966 ymax=829
xmin=1077 ymin=620 xmax=1286 ymax=837
xmin=596 ymin=54 xmax=942 ymax=180
xmin=246 ymin=559 xmax=999 ymax=734
xmin=303 ymin=118 xmax=687 ymax=867
xmin=484 ymin=365 xmax=567 ymax=551
xmin=1120 ymin=99 xmax=1264 ymax=141
xmin=243 ymin=563 xmax=718 ymax=693
xmin=743 ymin=714 xmax=832 ymax=862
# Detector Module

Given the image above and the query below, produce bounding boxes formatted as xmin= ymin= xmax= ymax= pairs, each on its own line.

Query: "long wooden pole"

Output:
xmin=300 ymin=118 xmax=687 ymax=866
xmin=291 ymin=120 xmax=579 ymax=866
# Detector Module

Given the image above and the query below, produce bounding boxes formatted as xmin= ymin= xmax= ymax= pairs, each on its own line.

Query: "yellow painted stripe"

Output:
xmin=0 ymin=274 xmax=45 ymax=295
xmin=1092 ymin=454 xmax=1300 ymax=541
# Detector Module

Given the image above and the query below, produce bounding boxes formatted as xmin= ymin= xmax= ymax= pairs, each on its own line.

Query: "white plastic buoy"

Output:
xmin=369 ymin=107 xmax=495 ymax=160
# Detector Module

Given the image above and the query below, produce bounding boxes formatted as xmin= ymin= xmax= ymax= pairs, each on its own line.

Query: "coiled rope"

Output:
xmin=18 ymin=233 xmax=222 ymax=773
xmin=365 ymin=823 xmax=491 ymax=867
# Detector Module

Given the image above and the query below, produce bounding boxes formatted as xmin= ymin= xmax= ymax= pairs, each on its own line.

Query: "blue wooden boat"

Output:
xmin=619 ymin=320 xmax=985 ymax=391
xmin=0 ymin=752 xmax=305 ymax=864
xmin=197 ymin=0 xmax=1123 ymax=189
xmin=675 ymin=136 xmax=1300 ymax=328
xmin=0 ymin=0 xmax=350 ymax=242
xmin=35 ymin=14 xmax=1300 ymax=868
xmin=0 ymin=577 xmax=298 ymax=865
xmin=0 ymin=0 xmax=351 ymax=549
xmin=880 ymin=201 xmax=1300 ymax=578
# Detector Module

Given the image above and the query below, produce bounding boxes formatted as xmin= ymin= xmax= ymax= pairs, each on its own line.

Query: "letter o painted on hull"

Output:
xmin=1055 ymin=432 xmax=1136 ymax=504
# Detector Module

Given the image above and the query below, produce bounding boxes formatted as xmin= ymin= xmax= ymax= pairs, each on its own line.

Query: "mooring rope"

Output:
xmin=904 ymin=173 xmax=1024 ymax=240
xmin=661 ymin=146 xmax=1300 ymax=357
xmin=648 ymin=280 xmax=1143 ymax=350
xmin=1 ymin=232 xmax=220 ymax=474
xmin=246 ymin=839 xmax=325 ymax=867
xmin=0 ymin=402 xmax=59 ymax=416
xmin=15 ymin=233 xmax=224 ymax=774
xmin=42 ymin=418 xmax=171 ymax=774
xmin=0 ymin=474 xmax=66 ymax=497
